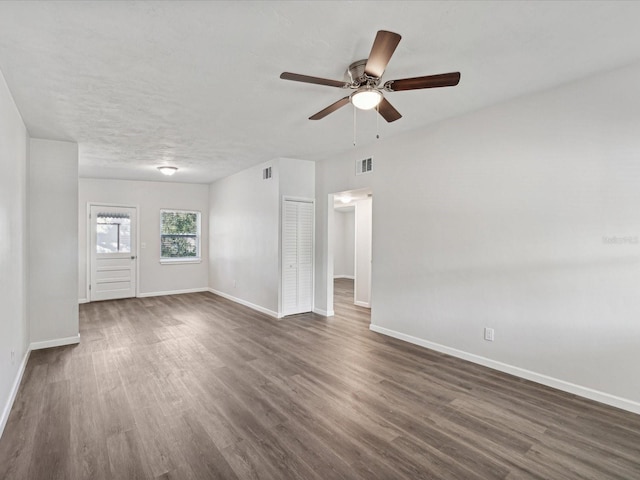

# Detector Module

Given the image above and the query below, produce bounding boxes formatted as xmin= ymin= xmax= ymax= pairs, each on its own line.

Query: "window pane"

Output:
xmin=161 ymin=235 xmax=197 ymax=257
xmin=96 ymin=212 xmax=131 ymax=253
xmin=160 ymin=210 xmax=200 ymax=259
xmin=119 ymin=222 xmax=131 ymax=253
xmin=161 ymin=212 xmax=198 ymax=235
xmin=96 ymin=224 xmax=119 ymax=253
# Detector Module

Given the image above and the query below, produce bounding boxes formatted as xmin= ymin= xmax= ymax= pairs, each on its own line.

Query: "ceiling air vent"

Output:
xmin=263 ymin=166 xmax=272 ymax=180
xmin=355 ymin=157 xmax=373 ymax=175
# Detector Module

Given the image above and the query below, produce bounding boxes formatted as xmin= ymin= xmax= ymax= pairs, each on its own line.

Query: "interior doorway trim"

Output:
xmin=326 ymin=188 xmax=373 ymax=316
xmin=86 ymin=202 xmax=140 ymax=302
xmin=321 ymin=193 xmax=337 ymax=317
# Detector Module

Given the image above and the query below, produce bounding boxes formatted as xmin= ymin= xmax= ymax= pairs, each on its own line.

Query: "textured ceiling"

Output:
xmin=0 ymin=1 xmax=639 ymax=184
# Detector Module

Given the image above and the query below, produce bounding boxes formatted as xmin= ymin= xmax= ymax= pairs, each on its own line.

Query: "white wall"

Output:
xmin=79 ymin=178 xmax=209 ymax=298
xmin=354 ymin=198 xmax=372 ymax=307
xmin=278 ymin=158 xmax=315 ymax=200
xmin=315 ymin=61 xmax=640 ymax=412
xmin=333 ymin=209 xmax=354 ymax=278
xmin=209 ymin=160 xmax=280 ymax=314
xmin=0 ymin=69 xmax=29 ymax=436
xmin=29 ymin=139 xmax=79 ymax=348
xmin=209 ymin=158 xmax=314 ymax=317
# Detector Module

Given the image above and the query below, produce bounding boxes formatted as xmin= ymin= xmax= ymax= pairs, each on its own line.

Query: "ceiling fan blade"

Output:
xmin=364 ymin=30 xmax=401 ymax=78
xmin=309 ymin=96 xmax=350 ymax=120
xmin=280 ymin=72 xmax=348 ymax=88
xmin=377 ymin=97 xmax=402 ymax=123
xmin=384 ymin=72 xmax=461 ymax=91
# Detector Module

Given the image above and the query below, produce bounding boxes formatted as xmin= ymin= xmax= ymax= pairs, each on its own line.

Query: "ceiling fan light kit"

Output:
xmin=351 ymin=87 xmax=383 ymax=110
xmin=280 ymin=30 xmax=461 ymax=123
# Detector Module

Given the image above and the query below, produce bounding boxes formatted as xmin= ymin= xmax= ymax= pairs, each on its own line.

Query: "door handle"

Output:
xmin=131 ymin=256 xmax=136 ymax=260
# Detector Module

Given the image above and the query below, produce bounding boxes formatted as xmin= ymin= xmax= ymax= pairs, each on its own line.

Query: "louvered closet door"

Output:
xmin=282 ymin=199 xmax=314 ymax=316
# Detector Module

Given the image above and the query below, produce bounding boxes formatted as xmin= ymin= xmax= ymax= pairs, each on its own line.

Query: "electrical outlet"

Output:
xmin=141 ymin=242 xmax=147 ymax=249
xmin=233 ymin=280 xmax=237 ymax=288
xmin=484 ymin=327 xmax=495 ymax=342
xmin=11 ymin=350 xmax=15 ymax=365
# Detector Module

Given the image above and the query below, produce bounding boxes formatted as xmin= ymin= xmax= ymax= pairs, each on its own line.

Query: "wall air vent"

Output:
xmin=263 ymin=166 xmax=272 ymax=180
xmin=355 ymin=157 xmax=373 ymax=175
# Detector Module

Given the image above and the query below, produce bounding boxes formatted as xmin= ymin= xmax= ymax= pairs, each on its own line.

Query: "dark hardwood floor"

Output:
xmin=1 ymin=278 xmax=640 ymax=479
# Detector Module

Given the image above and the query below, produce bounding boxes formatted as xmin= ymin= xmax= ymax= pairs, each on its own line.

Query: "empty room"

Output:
xmin=1 ymin=1 xmax=640 ymax=479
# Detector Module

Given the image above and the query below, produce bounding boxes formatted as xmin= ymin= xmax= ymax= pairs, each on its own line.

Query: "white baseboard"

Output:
xmin=313 ymin=308 xmax=335 ymax=317
xmin=334 ymin=275 xmax=355 ymax=280
xmin=138 ymin=287 xmax=209 ymax=298
xmin=208 ymin=288 xmax=280 ymax=318
xmin=30 ymin=334 xmax=81 ymax=351
xmin=78 ymin=298 xmax=88 ymax=304
xmin=369 ymin=324 xmax=640 ymax=415
xmin=3 ymin=333 xmax=81 ymax=438
xmin=354 ymin=300 xmax=371 ymax=308
xmin=0 ymin=349 xmax=30 ymax=439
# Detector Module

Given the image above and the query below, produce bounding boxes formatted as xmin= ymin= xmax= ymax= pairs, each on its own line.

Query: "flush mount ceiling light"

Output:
xmin=350 ymin=87 xmax=383 ymax=110
xmin=157 ymin=166 xmax=178 ymax=176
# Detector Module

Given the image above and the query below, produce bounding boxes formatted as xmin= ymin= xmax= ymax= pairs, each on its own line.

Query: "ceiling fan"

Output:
xmin=280 ymin=30 xmax=461 ymax=123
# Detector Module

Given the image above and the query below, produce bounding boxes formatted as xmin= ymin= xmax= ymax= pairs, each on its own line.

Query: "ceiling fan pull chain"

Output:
xmin=353 ymin=105 xmax=357 ymax=146
xmin=376 ymin=103 xmax=380 ymax=139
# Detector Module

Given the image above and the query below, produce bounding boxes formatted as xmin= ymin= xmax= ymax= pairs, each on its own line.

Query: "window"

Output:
xmin=96 ymin=212 xmax=131 ymax=253
xmin=160 ymin=210 xmax=201 ymax=263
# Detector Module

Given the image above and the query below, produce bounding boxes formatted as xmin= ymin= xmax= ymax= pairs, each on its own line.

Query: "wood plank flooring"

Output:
xmin=1 ymin=278 xmax=640 ymax=479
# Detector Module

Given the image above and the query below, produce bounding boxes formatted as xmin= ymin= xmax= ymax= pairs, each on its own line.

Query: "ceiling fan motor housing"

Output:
xmin=347 ymin=59 xmax=378 ymax=86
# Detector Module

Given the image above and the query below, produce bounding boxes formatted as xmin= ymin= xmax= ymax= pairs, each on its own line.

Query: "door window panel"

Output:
xmin=96 ymin=212 xmax=131 ymax=253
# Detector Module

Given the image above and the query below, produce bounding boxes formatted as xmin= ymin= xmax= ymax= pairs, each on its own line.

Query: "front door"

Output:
xmin=90 ymin=205 xmax=137 ymax=301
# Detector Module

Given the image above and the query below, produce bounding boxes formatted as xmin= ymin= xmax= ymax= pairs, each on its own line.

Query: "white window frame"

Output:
xmin=160 ymin=209 xmax=202 ymax=264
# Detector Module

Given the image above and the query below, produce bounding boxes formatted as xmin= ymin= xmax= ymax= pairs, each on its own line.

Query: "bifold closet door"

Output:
xmin=282 ymin=199 xmax=314 ymax=316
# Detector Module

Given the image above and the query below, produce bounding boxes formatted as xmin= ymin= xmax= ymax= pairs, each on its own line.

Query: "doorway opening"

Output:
xmin=329 ymin=188 xmax=372 ymax=316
